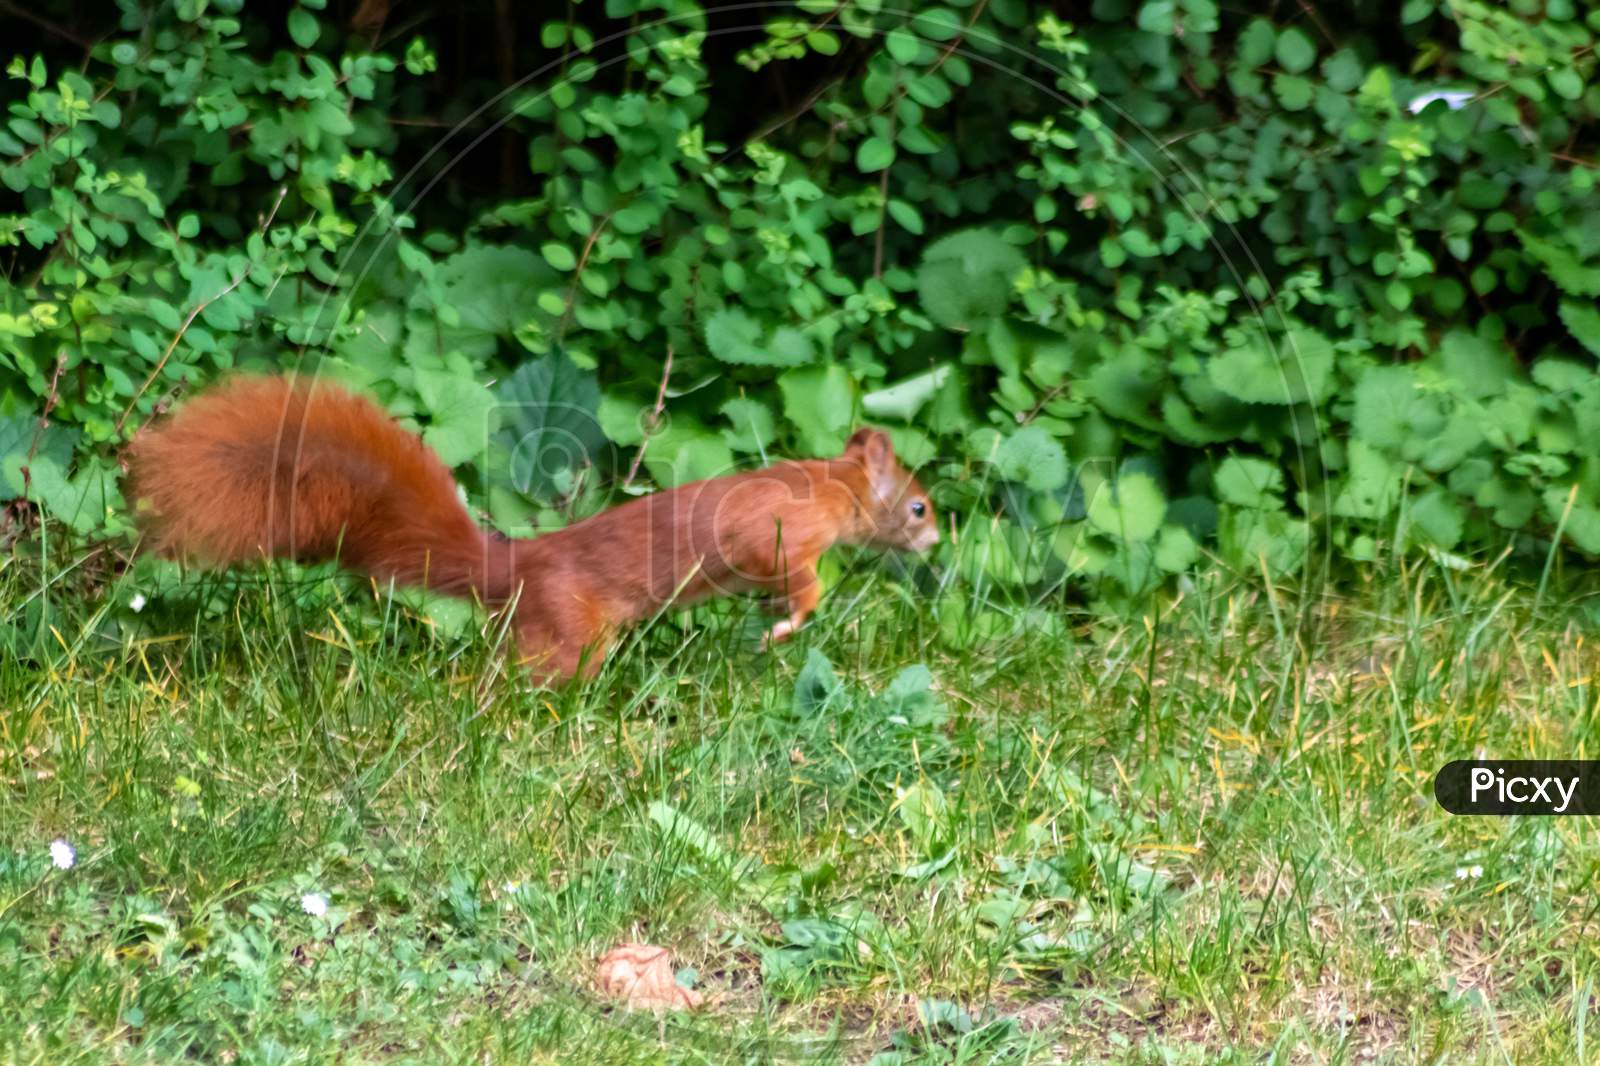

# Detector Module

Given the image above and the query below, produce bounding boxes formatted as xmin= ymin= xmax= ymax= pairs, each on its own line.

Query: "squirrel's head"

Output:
xmin=842 ymin=428 xmax=939 ymax=554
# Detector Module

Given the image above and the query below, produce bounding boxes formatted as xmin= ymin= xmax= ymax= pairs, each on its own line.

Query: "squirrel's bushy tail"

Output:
xmin=126 ymin=375 xmax=518 ymax=602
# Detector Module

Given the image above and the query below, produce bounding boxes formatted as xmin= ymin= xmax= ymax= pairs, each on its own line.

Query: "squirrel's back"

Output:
xmin=126 ymin=374 xmax=515 ymax=599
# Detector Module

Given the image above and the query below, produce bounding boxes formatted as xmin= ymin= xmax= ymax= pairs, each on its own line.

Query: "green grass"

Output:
xmin=3 ymin=545 xmax=1599 ymax=1064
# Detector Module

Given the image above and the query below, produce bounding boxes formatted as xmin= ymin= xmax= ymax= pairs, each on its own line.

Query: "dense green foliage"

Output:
xmin=4 ymin=0 xmax=1600 ymax=606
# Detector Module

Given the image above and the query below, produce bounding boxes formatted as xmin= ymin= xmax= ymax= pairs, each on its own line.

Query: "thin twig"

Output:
xmin=1295 ymin=0 xmax=1338 ymax=47
xmin=872 ymin=137 xmax=892 ymax=279
xmin=556 ymin=212 xmax=615 ymax=340
xmin=622 ymin=345 xmax=674 ymax=489
xmin=1552 ymin=151 xmax=1599 ymax=170
xmin=0 ymin=1 xmax=97 ymax=49
xmin=115 ymin=186 xmax=287 ymax=436
xmin=19 ymin=350 xmax=69 ymax=493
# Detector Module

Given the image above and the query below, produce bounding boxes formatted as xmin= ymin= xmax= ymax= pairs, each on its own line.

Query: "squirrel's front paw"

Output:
xmin=759 ymin=618 xmax=799 ymax=650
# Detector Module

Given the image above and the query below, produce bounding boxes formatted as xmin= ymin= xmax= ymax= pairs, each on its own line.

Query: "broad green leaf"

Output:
xmin=0 ymin=413 xmax=77 ymax=502
xmin=1086 ymin=473 xmax=1165 ymax=542
xmin=416 ymin=370 xmax=498 ymax=467
xmin=422 ymin=244 xmax=560 ymax=362
xmin=1518 ymin=230 xmax=1600 ymax=296
xmin=1408 ymin=488 xmax=1463 ymax=549
xmin=915 ymin=229 xmax=1025 ymax=331
xmin=494 ymin=354 xmax=606 ymax=499
xmin=793 ymin=649 xmax=843 ymax=716
xmin=1153 ymin=525 xmax=1199 ymax=571
xmin=1213 ymin=456 xmax=1283 ymax=509
xmin=1558 ymin=300 xmax=1600 ymax=359
xmin=1434 ymin=330 xmax=1516 ymax=398
xmin=643 ymin=420 xmax=737 ymax=487
xmin=1351 ymin=366 xmax=1445 ymax=450
xmin=704 ymin=308 xmax=815 ymax=367
xmin=995 ymin=425 xmax=1068 ymax=492
xmin=1207 ymin=328 xmax=1333 ymax=404
xmin=1545 ymin=487 xmax=1600 ymax=554
xmin=719 ymin=396 xmax=776 ymax=454
xmin=779 ymin=364 xmax=854 ymax=455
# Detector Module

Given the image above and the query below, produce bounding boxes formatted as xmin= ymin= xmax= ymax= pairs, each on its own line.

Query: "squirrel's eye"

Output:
xmin=910 ymin=500 xmax=927 ymax=518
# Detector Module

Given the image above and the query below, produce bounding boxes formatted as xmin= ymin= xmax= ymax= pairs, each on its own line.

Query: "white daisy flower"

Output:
xmin=300 ymin=892 xmax=329 ymax=916
xmin=49 ymin=839 xmax=76 ymax=870
xmin=128 ymin=593 xmax=147 ymax=613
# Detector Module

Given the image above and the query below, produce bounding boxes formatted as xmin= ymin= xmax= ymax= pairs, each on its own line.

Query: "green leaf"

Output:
xmin=287 ymin=7 xmax=320 ymax=48
xmin=647 ymin=801 xmax=739 ymax=875
xmin=856 ymin=136 xmax=895 ymax=173
xmin=1433 ymin=330 xmax=1515 ymax=398
xmin=416 ymin=371 xmax=499 ymax=468
xmin=995 ymin=425 xmax=1068 ymax=492
xmin=1136 ymin=0 xmax=1176 ymax=34
xmin=494 ymin=354 xmax=606 ymax=499
xmin=1087 ymin=473 xmax=1166 ymax=542
xmin=18 ymin=455 xmax=124 ymax=535
xmin=643 ymin=419 xmax=737 ymax=487
xmin=915 ymin=229 xmax=1026 ymax=331
xmin=897 ymin=781 xmax=949 ymax=856
xmin=719 ymin=396 xmax=776 ymax=454
xmin=1213 ymin=456 xmax=1283 ymax=509
xmin=0 ymin=413 xmax=77 ymax=502
xmin=1409 ymin=488 xmax=1463 ymax=549
xmin=540 ymin=241 xmax=577 ymax=271
xmin=1558 ymin=300 xmax=1600 ymax=359
xmin=779 ymin=364 xmax=854 ymax=455
xmin=1351 ymin=366 xmax=1444 ymax=450
xmin=1274 ymin=27 xmax=1316 ymax=74
xmin=885 ymin=27 xmax=920 ymax=63
xmin=1153 ymin=525 xmax=1199 ymax=572
xmin=1273 ymin=74 xmax=1313 ymax=110
xmin=704 ymin=308 xmax=815 ymax=367
xmin=1332 ymin=439 xmax=1400 ymax=520
xmin=1207 ymin=328 xmax=1334 ymax=404
xmin=793 ymin=649 xmax=844 ymax=716
xmin=1218 ymin=508 xmax=1307 ymax=577
xmin=1518 ymin=230 xmax=1600 ymax=296
xmin=422 ymin=244 xmax=560 ymax=362
xmin=1545 ymin=487 xmax=1600 ymax=554
xmin=1235 ymin=19 xmax=1276 ymax=68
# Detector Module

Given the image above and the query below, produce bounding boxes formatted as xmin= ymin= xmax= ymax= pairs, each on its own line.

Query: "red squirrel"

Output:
xmin=125 ymin=374 xmax=939 ymax=682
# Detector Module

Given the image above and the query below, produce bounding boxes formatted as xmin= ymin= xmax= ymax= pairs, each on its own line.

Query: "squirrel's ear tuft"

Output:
xmin=844 ymin=427 xmax=894 ymax=463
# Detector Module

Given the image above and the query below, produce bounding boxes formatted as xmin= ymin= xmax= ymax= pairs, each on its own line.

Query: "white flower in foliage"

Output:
xmin=49 ymin=839 xmax=76 ymax=870
xmin=300 ymin=892 xmax=329 ymax=917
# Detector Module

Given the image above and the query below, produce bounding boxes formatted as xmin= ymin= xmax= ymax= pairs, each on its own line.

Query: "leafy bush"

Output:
xmin=4 ymin=0 xmax=1600 ymax=609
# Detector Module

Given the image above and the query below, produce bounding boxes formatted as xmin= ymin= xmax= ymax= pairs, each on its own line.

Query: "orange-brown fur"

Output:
xmin=125 ymin=374 xmax=939 ymax=683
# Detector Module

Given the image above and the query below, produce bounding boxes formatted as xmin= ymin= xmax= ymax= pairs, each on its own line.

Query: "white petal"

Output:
xmin=49 ymin=839 xmax=76 ymax=870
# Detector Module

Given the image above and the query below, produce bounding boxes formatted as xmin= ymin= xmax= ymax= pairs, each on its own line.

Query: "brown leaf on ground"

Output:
xmin=594 ymin=943 xmax=703 ymax=1011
